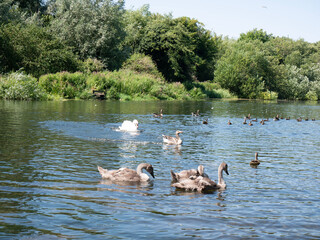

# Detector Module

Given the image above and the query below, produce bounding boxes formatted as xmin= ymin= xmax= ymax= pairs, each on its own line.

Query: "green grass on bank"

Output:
xmin=0 ymin=70 xmax=236 ymax=101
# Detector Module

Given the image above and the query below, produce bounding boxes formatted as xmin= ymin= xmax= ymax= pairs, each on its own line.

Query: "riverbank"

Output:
xmin=0 ymin=71 xmax=236 ymax=101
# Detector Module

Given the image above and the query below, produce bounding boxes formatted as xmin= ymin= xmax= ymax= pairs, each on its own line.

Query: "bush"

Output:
xmin=121 ymin=53 xmax=163 ymax=79
xmin=0 ymin=72 xmax=48 ymax=100
xmin=39 ymin=72 xmax=87 ymax=98
xmin=305 ymin=91 xmax=318 ymax=101
xmin=80 ymin=58 xmax=105 ymax=74
xmin=259 ymin=91 xmax=278 ymax=100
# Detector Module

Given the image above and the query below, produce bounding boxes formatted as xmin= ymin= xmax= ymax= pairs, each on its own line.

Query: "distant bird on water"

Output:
xmin=153 ymin=109 xmax=163 ymax=118
xmin=250 ymin=152 xmax=260 ymax=166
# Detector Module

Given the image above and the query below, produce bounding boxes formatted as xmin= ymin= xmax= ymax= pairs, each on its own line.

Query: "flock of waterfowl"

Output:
xmin=98 ymin=109 xmax=316 ymax=193
xmin=235 ymin=113 xmax=316 ymax=126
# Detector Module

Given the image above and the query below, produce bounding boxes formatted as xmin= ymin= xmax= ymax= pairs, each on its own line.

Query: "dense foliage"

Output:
xmin=124 ymin=7 xmax=220 ymax=82
xmin=47 ymin=0 xmax=127 ymax=70
xmin=0 ymin=1 xmax=320 ymax=101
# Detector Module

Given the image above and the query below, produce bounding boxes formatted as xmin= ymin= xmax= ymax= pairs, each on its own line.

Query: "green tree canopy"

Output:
xmin=0 ymin=22 xmax=79 ymax=77
xmin=239 ymin=28 xmax=273 ymax=43
xmin=48 ymin=0 xmax=127 ymax=70
xmin=214 ymin=40 xmax=277 ymax=98
xmin=124 ymin=8 xmax=220 ymax=82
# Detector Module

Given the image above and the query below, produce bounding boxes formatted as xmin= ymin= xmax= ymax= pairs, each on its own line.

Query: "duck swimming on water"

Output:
xmin=153 ymin=109 xmax=163 ymax=118
xmin=162 ymin=130 xmax=183 ymax=145
xmin=97 ymin=163 xmax=155 ymax=182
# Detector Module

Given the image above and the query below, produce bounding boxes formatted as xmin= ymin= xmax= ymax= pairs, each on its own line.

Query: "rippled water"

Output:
xmin=1 ymin=100 xmax=320 ymax=239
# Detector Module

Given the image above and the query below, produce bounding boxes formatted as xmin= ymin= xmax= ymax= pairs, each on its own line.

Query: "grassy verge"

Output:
xmin=0 ymin=70 xmax=235 ymax=101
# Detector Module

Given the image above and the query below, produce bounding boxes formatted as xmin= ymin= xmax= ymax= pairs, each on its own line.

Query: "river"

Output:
xmin=0 ymin=99 xmax=320 ymax=239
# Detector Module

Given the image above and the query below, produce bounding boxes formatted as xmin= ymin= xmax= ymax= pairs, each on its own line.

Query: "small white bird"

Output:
xmin=118 ymin=119 xmax=139 ymax=132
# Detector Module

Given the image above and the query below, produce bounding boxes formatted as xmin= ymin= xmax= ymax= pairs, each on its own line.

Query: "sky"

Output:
xmin=124 ymin=0 xmax=320 ymax=43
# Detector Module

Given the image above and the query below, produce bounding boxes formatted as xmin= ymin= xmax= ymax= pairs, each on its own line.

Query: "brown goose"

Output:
xmin=97 ymin=163 xmax=155 ymax=182
xmin=172 ymin=162 xmax=229 ymax=192
xmin=162 ymin=130 xmax=183 ymax=145
xmin=250 ymin=152 xmax=260 ymax=166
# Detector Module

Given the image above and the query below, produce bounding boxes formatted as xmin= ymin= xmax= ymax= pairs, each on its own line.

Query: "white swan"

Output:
xmin=97 ymin=163 xmax=154 ymax=182
xmin=162 ymin=130 xmax=183 ymax=145
xmin=170 ymin=165 xmax=209 ymax=183
xmin=118 ymin=119 xmax=139 ymax=131
xmin=172 ymin=162 xmax=229 ymax=192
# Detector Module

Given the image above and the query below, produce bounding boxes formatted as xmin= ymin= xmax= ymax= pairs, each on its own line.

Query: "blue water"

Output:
xmin=0 ymin=100 xmax=320 ymax=239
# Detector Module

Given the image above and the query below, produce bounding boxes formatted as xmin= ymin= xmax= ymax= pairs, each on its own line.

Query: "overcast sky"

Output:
xmin=124 ymin=0 xmax=320 ymax=43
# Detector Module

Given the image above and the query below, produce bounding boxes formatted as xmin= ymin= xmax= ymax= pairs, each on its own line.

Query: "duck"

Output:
xmin=246 ymin=113 xmax=251 ymax=120
xmin=203 ymin=119 xmax=208 ymax=124
xmin=118 ymin=119 xmax=139 ymax=131
xmin=192 ymin=110 xmax=200 ymax=116
xmin=228 ymin=120 xmax=232 ymax=125
xmin=162 ymin=130 xmax=183 ymax=145
xmin=285 ymin=117 xmax=290 ymax=120
xmin=170 ymin=165 xmax=209 ymax=183
xmin=97 ymin=163 xmax=155 ymax=182
xmin=243 ymin=117 xmax=247 ymax=124
xmin=312 ymin=118 xmax=316 ymax=121
xmin=251 ymin=118 xmax=258 ymax=122
xmin=250 ymin=152 xmax=260 ymax=166
xmin=260 ymin=119 xmax=265 ymax=125
xmin=273 ymin=115 xmax=280 ymax=121
xmin=153 ymin=109 xmax=163 ymax=118
xmin=297 ymin=117 xmax=302 ymax=122
xmin=248 ymin=121 xmax=253 ymax=126
xmin=172 ymin=162 xmax=229 ymax=193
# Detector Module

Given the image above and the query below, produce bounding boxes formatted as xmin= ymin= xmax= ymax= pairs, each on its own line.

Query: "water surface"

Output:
xmin=1 ymin=100 xmax=320 ymax=239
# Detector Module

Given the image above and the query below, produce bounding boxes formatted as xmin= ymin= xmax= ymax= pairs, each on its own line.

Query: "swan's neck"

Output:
xmin=218 ymin=166 xmax=226 ymax=188
xmin=136 ymin=164 xmax=145 ymax=175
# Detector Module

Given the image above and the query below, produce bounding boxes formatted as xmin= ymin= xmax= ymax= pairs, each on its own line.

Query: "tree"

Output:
xmin=0 ymin=23 xmax=79 ymax=77
xmin=214 ymin=41 xmax=276 ymax=98
xmin=0 ymin=0 xmax=26 ymax=24
xmin=12 ymin=0 xmax=45 ymax=13
xmin=239 ymin=28 xmax=273 ymax=43
xmin=124 ymin=10 xmax=220 ymax=82
xmin=48 ymin=0 xmax=127 ymax=70
xmin=177 ymin=17 xmax=220 ymax=81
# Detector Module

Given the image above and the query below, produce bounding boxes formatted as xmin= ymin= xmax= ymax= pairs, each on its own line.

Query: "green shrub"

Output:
xmin=305 ymin=90 xmax=318 ymax=101
xmin=0 ymin=72 xmax=48 ymax=100
xmin=122 ymin=53 xmax=163 ymax=79
xmin=80 ymin=58 xmax=105 ymax=74
xmin=39 ymin=72 xmax=87 ymax=98
xmin=259 ymin=90 xmax=278 ymax=100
